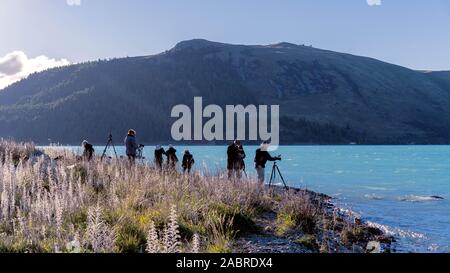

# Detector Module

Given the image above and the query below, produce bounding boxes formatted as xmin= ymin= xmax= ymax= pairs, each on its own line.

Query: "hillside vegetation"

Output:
xmin=1 ymin=39 xmax=450 ymax=144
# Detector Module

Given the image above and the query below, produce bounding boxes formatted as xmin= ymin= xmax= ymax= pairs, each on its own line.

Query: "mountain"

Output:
xmin=425 ymin=71 xmax=450 ymax=90
xmin=1 ymin=39 xmax=450 ymax=145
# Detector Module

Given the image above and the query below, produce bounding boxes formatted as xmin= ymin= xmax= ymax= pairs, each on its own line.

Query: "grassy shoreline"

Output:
xmin=0 ymin=140 xmax=392 ymax=253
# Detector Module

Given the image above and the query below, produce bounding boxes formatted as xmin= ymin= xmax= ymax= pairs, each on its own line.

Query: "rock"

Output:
xmin=366 ymin=241 xmax=381 ymax=253
xmin=375 ymin=235 xmax=393 ymax=244
xmin=294 ymin=235 xmax=319 ymax=251
xmin=430 ymin=195 xmax=444 ymax=200
xmin=367 ymin=226 xmax=383 ymax=236
xmin=263 ymin=226 xmax=274 ymax=233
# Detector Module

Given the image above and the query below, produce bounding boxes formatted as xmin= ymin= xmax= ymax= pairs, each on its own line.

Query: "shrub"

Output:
xmin=275 ymin=213 xmax=297 ymax=236
xmin=276 ymin=191 xmax=322 ymax=234
xmin=208 ymin=203 xmax=257 ymax=235
xmin=294 ymin=234 xmax=319 ymax=251
xmin=115 ymin=217 xmax=146 ymax=253
xmin=205 ymin=211 xmax=235 ymax=253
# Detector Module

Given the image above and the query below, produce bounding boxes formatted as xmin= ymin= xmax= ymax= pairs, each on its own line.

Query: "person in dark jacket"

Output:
xmin=227 ymin=140 xmax=238 ymax=178
xmin=166 ymin=144 xmax=178 ymax=170
xmin=182 ymin=150 xmax=195 ymax=174
xmin=254 ymin=141 xmax=281 ymax=183
xmin=235 ymin=140 xmax=246 ymax=178
xmin=82 ymin=140 xmax=95 ymax=161
xmin=154 ymin=145 xmax=166 ymax=170
xmin=124 ymin=129 xmax=139 ymax=164
xmin=227 ymin=140 xmax=246 ymax=179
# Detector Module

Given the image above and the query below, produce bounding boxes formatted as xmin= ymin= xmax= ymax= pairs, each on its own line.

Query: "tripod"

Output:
xmin=268 ymin=161 xmax=289 ymax=190
xmin=101 ymin=133 xmax=118 ymax=161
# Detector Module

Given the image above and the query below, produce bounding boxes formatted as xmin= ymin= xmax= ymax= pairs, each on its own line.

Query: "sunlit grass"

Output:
xmin=0 ymin=140 xmax=384 ymax=253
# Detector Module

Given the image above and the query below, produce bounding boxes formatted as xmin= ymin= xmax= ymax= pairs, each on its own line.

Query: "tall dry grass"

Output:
xmin=0 ymin=140 xmax=275 ymax=253
xmin=0 ymin=140 xmax=380 ymax=253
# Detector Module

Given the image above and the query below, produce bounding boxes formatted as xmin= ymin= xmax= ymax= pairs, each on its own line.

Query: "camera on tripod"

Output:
xmin=269 ymin=154 xmax=288 ymax=190
xmin=137 ymin=144 xmax=145 ymax=159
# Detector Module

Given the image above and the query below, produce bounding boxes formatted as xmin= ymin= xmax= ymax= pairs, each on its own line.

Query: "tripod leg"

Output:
xmin=269 ymin=165 xmax=275 ymax=187
xmin=275 ymin=165 xmax=289 ymax=190
xmin=101 ymin=140 xmax=111 ymax=161
xmin=111 ymin=142 xmax=118 ymax=159
xmin=268 ymin=167 xmax=271 ymax=187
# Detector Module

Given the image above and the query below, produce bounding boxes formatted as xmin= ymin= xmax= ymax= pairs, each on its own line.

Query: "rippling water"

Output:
xmin=59 ymin=145 xmax=450 ymax=253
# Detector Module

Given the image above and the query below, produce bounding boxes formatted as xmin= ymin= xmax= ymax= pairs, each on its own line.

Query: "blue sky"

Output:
xmin=1 ymin=0 xmax=450 ymax=89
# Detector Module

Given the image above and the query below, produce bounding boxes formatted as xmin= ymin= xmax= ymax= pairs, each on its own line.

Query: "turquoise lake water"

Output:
xmin=64 ymin=145 xmax=450 ymax=253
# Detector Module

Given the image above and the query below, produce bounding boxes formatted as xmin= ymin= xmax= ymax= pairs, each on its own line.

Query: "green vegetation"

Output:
xmin=294 ymin=235 xmax=319 ymax=251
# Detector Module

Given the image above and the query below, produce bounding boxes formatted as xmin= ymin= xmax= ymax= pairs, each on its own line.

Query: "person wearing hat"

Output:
xmin=124 ymin=129 xmax=139 ymax=164
xmin=82 ymin=140 xmax=95 ymax=161
xmin=227 ymin=140 xmax=246 ymax=179
xmin=182 ymin=149 xmax=195 ymax=174
xmin=154 ymin=145 xmax=166 ymax=170
xmin=254 ymin=141 xmax=281 ymax=184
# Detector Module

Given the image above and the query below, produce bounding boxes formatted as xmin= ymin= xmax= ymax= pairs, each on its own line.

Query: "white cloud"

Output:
xmin=367 ymin=0 xmax=382 ymax=6
xmin=66 ymin=0 xmax=81 ymax=6
xmin=0 ymin=51 xmax=70 ymax=90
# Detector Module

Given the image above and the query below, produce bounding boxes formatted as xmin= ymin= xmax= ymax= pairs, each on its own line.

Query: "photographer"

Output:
xmin=124 ymin=129 xmax=139 ymax=164
xmin=227 ymin=141 xmax=238 ymax=178
xmin=235 ymin=140 xmax=246 ymax=179
xmin=182 ymin=149 xmax=195 ymax=174
xmin=82 ymin=140 xmax=95 ymax=161
xmin=254 ymin=141 xmax=281 ymax=184
xmin=227 ymin=140 xmax=246 ymax=179
xmin=166 ymin=144 xmax=178 ymax=170
xmin=154 ymin=145 xmax=166 ymax=170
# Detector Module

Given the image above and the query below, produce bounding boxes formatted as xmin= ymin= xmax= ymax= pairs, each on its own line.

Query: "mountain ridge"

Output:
xmin=1 ymin=39 xmax=450 ymax=145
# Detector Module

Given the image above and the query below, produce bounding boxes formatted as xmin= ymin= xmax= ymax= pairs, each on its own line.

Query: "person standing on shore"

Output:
xmin=182 ymin=150 xmax=195 ymax=174
xmin=227 ymin=140 xmax=238 ymax=179
xmin=227 ymin=140 xmax=246 ymax=179
xmin=235 ymin=140 xmax=246 ymax=179
xmin=124 ymin=129 xmax=139 ymax=164
xmin=154 ymin=145 xmax=166 ymax=170
xmin=166 ymin=144 xmax=178 ymax=170
xmin=254 ymin=141 xmax=281 ymax=184
xmin=82 ymin=140 xmax=95 ymax=161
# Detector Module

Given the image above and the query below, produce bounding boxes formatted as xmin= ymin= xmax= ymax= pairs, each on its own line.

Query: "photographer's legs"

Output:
xmin=256 ymin=166 xmax=265 ymax=184
xmin=127 ymin=154 xmax=136 ymax=164
xmin=235 ymin=166 xmax=242 ymax=179
xmin=228 ymin=168 xmax=234 ymax=179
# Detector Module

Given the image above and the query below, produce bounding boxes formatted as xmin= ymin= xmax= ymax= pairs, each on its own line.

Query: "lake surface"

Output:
xmin=62 ymin=145 xmax=450 ymax=253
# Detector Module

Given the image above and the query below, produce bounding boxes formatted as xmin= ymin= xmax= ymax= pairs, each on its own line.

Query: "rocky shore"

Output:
xmin=233 ymin=186 xmax=394 ymax=253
